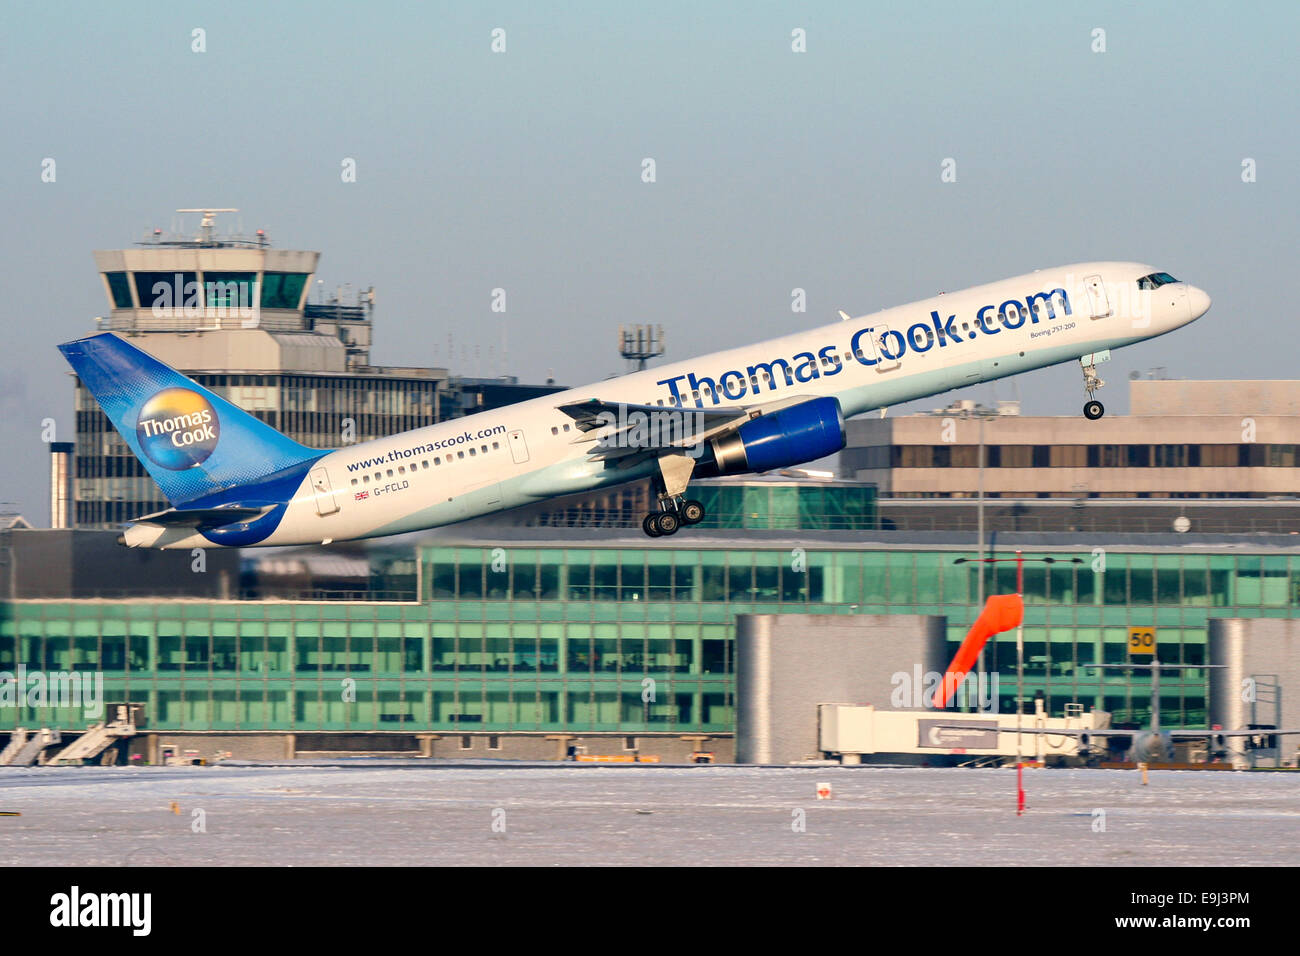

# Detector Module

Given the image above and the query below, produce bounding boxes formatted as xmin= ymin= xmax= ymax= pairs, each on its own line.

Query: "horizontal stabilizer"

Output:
xmin=131 ymin=502 xmax=276 ymax=530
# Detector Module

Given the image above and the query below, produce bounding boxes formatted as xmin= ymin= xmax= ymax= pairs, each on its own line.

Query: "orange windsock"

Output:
xmin=932 ymin=593 xmax=1024 ymax=708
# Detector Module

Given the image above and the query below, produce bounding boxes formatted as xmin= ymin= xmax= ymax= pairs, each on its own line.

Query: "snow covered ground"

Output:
xmin=0 ymin=762 xmax=1296 ymax=866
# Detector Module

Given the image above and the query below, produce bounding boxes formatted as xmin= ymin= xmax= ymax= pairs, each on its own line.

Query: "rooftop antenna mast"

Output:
xmin=619 ymin=324 xmax=665 ymax=372
xmin=175 ymin=208 xmax=239 ymax=244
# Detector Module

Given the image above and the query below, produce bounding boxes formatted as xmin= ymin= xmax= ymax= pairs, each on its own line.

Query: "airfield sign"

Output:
xmin=1128 ymin=627 xmax=1157 ymax=657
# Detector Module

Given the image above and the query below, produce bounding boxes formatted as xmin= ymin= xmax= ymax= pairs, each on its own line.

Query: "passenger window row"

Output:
xmin=348 ymin=440 xmax=504 ymax=487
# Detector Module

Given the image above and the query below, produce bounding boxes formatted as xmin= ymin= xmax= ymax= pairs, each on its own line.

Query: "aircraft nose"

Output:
xmin=1186 ymin=285 xmax=1212 ymax=321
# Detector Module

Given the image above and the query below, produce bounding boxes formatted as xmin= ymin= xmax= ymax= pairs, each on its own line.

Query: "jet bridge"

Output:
xmin=819 ymin=702 xmax=1112 ymax=766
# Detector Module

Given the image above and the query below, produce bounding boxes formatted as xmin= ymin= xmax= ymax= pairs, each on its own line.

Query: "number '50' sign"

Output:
xmin=1127 ymin=627 xmax=1156 ymax=656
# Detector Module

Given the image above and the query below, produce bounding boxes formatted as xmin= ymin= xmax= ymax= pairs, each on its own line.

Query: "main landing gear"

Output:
xmin=1081 ymin=355 xmax=1106 ymax=420
xmin=642 ymin=498 xmax=705 ymax=537
xmin=641 ymin=451 xmax=705 ymax=537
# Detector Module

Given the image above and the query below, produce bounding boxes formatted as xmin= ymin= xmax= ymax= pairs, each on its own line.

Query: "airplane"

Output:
xmin=59 ymin=261 xmax=1211 ymax=549
xmin=940 ymin=660 xmax=1300 ymax=766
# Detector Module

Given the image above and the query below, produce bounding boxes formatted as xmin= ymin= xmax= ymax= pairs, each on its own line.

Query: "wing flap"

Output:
xmin=556 ymin=394 xmax=820 ymax=456
xmin=558 ymin=398 xmax=751 ymax=432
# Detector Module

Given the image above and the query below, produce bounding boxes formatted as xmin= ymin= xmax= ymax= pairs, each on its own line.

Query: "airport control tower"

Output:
xmin=75 ymin=209 xmax=452 ymax=528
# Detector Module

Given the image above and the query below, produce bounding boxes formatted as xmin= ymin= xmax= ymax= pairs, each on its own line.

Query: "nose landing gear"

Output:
xmin=1080 ymin=352 xmax=1108 ymax=420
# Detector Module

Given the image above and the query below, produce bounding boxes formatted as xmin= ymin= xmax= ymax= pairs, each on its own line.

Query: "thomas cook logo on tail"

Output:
xmin=136 ymin=388 xmax=218 ymax=470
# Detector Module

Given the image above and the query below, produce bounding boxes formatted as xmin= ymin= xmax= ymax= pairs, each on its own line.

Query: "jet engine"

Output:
xmin=708 ymin=396 xmax=846 ymax=475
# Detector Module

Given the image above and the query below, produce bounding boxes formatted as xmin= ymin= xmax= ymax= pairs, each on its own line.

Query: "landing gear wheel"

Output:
xmin=1079 ymin=356 xmax=1107 ymax=419
xmin=642 ymin=513 xmax=662 ymax=537
xmin=680 ymin=500 xmax=705 ymax=525
xmin=652 ymin=511 xmax=680 ymax=536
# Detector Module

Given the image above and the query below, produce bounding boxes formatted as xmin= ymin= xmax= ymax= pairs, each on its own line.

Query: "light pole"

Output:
xmin=977 ymin=414 xmax=984 ymax=605
xmin=971 ymin=404 xmax=1000 ymax=672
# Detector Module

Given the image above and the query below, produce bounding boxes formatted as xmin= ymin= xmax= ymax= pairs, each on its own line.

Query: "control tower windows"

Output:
xmin=133 ymin=271 xmax=198 ymax=309
xmin=203 ymin=272 xmax=257 ymax=309
xmin=104 ymin=272 xmax=133 ymax=308
xmin=260 ymin=272 xmax=309 ymax=309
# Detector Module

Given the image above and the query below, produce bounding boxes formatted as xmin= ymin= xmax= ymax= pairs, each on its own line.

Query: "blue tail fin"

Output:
xmin=58 ymin=332 xmax=322 ymax=506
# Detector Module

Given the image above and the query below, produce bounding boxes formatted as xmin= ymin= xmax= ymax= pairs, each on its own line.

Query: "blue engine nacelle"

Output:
xmin=708 ymin=396 xmax=846 ymax=475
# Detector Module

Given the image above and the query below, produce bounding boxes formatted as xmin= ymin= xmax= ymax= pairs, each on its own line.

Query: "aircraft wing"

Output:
xmin=557 ymin=398 xmax=751 ymax=433
xmin=130 ymin=503 xmax=276 ymax=530
xmin=557 ymin=394 xmax=819 ymax=461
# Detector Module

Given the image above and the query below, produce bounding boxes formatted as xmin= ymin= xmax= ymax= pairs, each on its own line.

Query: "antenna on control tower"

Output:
xmin=619 ymin=324 xmax=665 ymax=372
xmin=175 ymin=208 xmax=239 ymax=245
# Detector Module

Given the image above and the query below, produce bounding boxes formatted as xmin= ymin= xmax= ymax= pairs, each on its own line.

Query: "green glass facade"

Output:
xmin=3 ymin=545 xmax=1298 ymax=734
xmin=689 ymin=481 xmax=876 ymax=530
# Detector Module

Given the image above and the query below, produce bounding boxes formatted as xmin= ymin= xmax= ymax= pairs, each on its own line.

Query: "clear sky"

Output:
xmin=2 ymin=1 xmax=1296 ymax=521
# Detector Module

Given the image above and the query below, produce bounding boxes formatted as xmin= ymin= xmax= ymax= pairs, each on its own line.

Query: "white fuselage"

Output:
xmin=161 ymin=262 xmax=1209 ymax=548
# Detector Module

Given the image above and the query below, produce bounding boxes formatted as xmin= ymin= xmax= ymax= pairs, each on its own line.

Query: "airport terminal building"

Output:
xmin=841 ymin=379 xmax=1300 ymax=500
xmin=4 ymin=479 xmax=1298 ymax=763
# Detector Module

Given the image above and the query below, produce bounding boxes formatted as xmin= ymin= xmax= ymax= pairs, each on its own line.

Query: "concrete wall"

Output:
xmin=117 ymin=732 xmax=734 ymax=764
xmin=128 ymin=733 xmax=291 ymax=763
xmin=1132 ymin=380 xmax=1300 ymax=416
xmin=735 ymin=613 xmax=948 ymax=764
xmin=3 ymin=529 xmax=239 ymax=599
xmin=1209 ymin=619 xmax=1300 ymax=765
xmin=131 ymin=328 xmax=348 ymax=374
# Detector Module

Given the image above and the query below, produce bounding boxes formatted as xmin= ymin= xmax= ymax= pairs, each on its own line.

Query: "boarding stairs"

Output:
xmin=0 ymin=727 xmax=63 ymax=766
xmin=0 ymin=729 xmax=25 ymax=765
xmin=46 ymin=709 xmax=136 ymax=766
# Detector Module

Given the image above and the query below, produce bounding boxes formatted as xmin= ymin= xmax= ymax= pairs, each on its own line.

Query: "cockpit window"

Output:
xmin=1137 ymin=272 xmax=1179 ymax=290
